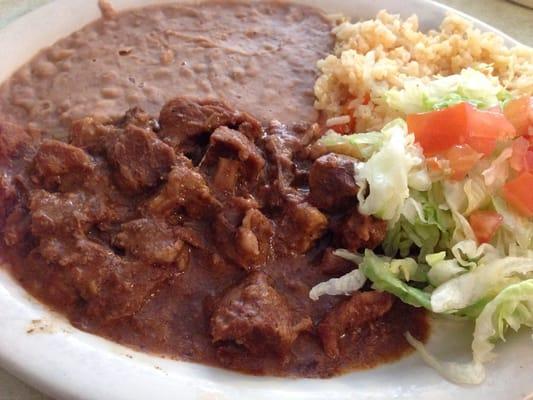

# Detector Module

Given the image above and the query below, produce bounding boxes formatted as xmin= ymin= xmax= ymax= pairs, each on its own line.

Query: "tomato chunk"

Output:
xmin=468 ymin=210 xmax=503 ymax=244
xmin=407 ymin=102 xmax=470 ymax=156
xmin=407 ymin=102 xmax=516 ymax=156
xmin=503 ymin=171 xmax=533 ymax=217
xmin=444 ymin=144 xmax=482 ymax=180
xmin=504 ymin=96 xmax=533 ymax=137
xmin=465 ymin=108 xmax=516 ymax=155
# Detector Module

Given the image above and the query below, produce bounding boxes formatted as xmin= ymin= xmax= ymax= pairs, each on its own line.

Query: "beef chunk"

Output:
xmin=210 ymin=272 xmax=311 ymax=356
xmin=309 ymin=154 xmax=358 ymax=211
xmin=212 ymin=158 xmax=241 ymax=192
xmin=29 ymin=190 xmax=92 ymax=237
xmin=158 ymin=97 xmax=261 ymax=158
xmin=40 ymin=238 xmax=169 ymax=320
xmin=262 ymin=122 xmax=303 ymax=206
xmin=335 ymin=209 xmax=388 ymax=251
xmin=0 ymin=172 xmax=17 ymax=224
xmin=70 ymin=116 xmax=114 ymax=154
xmin=320 ymin=247 xmax=355 ymax=276
xmin=32 ymin=140 xmax=94 ymax=190
xmin=114 ymin=218 xmax=189 ymax=269
xmin=28 ymin=186 xmax=124 ymax=237
xmin=105 ymin=124 xmax=176 ymax=193
xmin=279 ymin=201 xmax=328 ymax=253
xmin=148 ymin=161 xmax=221 ymax=218
xmin=318 ymin=291 xmax=394 ymax=358
xmin=201 ymin=126 xmax=265 ymax=191
xmin=3 ymin=205 xmax=31 ymax=247
xmin=115 ymin=107 xmax=154 ymax=130
xmin=0 ymin=120 xmax=33 ymax=163
xmin=215 ymin=207 xmax=274 ymax=270
xmin=159 ymin=97 xmax=241 ymax=141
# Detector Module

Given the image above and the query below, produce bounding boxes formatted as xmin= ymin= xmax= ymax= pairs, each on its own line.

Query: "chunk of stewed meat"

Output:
xmin=0 ymin=172 xmax=17 ymax=224
xmin=32 ymin=140 xmax=94 ymax=190
xmin=29 ymin=190 xmax=93 ymax=237
xmin=2 ymin=205 xmax=31 ymax=248
xmin=335 ymin=209 xmax=388 ymax=251
xmin=309 ymin=153 xmax=358 ymax=211
xmin=41 ymin=238 xmax=169 ymax=320
xmin=70 ymin=116 xmax=115 ymax=154
xmin=212 ymin=158 xmax=241 ymax=192
xmin=210 ymin=272 xmax=312 ymax=356
xmin=279 ymin=201 xmax=328 ymax=253
xmin=215 ymin=207 xmax=273 ymax=270
xmin=148 ymin=162 xmax=221 ymax=218
xmin=114 ymin=218 xmax=189 ymax=269
xmin=201 ymin=126 xmax=265 ymax=188
xmin=261 ymin=122 xmax=303 ymax=206
xmin=115 ymin=107 xmax=154 ymax=130
xmin=320 ymin=247 xmax=355 ymax=276
xmin=105 ymin=124 xmax=176 ymax=193
xmin=0 ymin=120 xmax=33 ymax=163
xmin=318 ymin=291 xmax=394 ymax=358
xmin=159 ymin=97 xmax=240 ymax=141
xmin=158 ymin=97 xmax=262 ymax=159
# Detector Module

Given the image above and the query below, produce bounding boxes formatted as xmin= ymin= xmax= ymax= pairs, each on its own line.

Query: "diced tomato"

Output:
xmin=504 ymin=96 xmax=533 ymax=137
xmin=503 ymin=171 xmax=533 ymax=217
xmin=468 ymin=210 xmax=503 ymax=244
xmin=407 ymin=102 xmax=516 ymax=156
xmin=466 ymin=108 xmax=516 ymax=155
xmin=510 ymin=137 xmax=530 ymax=172
xmin=407 ymin=102 xmax=471 ymax=156
xmin=444 ymin=144 xmax=482 ymax=180
xmin=464 ymin=136 xmax=498 ymax=156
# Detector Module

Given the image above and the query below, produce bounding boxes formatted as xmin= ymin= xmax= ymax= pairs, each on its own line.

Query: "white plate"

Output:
xmin=0 ymin=1 xmax=531 ymax=399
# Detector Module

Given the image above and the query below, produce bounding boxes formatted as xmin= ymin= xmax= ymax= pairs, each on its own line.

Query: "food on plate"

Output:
xmin=312 ymin=10 xmax=533 ymax=383
xmin=0 ymin=0 xmax=532 ymax=383
xmin=0 ymin=1 xmax=427 ymax=378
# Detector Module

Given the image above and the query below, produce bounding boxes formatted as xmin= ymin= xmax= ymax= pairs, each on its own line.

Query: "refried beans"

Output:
xmin=0 ymin=0 xmax=428 ymax=378
xmin=0 ymin=1 xmax=332 ymax=138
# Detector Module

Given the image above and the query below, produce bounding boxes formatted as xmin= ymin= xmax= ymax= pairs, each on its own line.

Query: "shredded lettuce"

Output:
xmin=385 ymin=68 xmax=504 ymax=114
xmin=442 ymin=180 xmax=477 ymax=244
xmin=405 ymin=333 xmax=486 ymax=385
xmin=404 ymin=280 xmax=533 ymax=384
xmin=359 ymin=250 xmax=431 ymax=309
xmin=383 ymin=186 xmax=453 ymax=259
xmin=354 ymin=119 xmax=430 ymax=222
xmin=482 ymin=148 xmax=512 ymax=191
xmin=309 ymin=268 xmax=366 ymax=300
xmin=426 ymin=252 xmax=466 ymax=287
xmin=493 ymin=196 xmax=533 ymax=252
xmin=431 ymin=254 xmax=533 ymax=313
xmin=472 ymin=279 xmax=533 ymax=363
xmin=319 ymin=130 xmax=383 ymax=160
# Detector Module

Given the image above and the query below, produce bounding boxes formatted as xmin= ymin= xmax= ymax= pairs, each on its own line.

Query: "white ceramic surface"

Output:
xmin=0 ymin=1 xmax=531 ymax=399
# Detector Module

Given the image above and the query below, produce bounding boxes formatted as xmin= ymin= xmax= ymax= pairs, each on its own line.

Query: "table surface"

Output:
xmin=0 ymin=0 xmax=532 ymax=399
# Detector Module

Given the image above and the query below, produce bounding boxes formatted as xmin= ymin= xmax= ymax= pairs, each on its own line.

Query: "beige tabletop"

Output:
xmin=0 ymin=0 xmax=532 ymax=399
